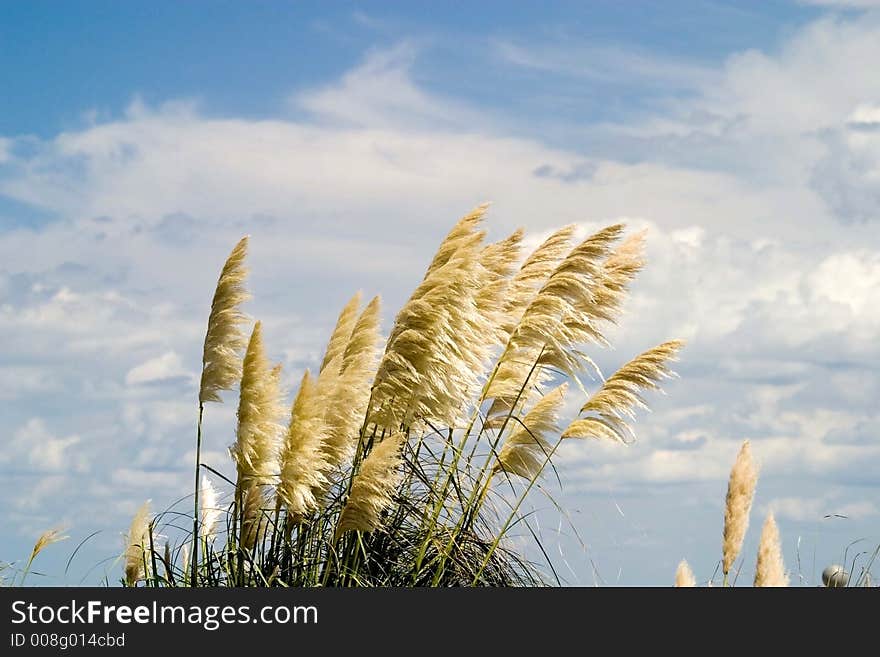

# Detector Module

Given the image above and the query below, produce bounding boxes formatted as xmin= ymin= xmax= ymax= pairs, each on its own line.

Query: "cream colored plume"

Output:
xmin=124 ymin=500 xmax=152 ymax=586
xmin=423 ymin=204 xmax=489 ymax=277
xmin=320 ymin=292 xmax=362 ymax=373
xmin=501 ymin=224 xmax=577 ymax=334
xmin=754 ymin=512 xmax=788 ymax=587
xmin=29 ymin=528 xmax=68 ymax=563
xmin=321 ymin=296 xmax=382 ymax=470
xmin=486 ymin=225 xmax=624 ymax=417
xmin=199 ymin=236 xmax=250 ymax=404
xmin=583 ymin=230 xmax=646 ymax=327
xmin=278 ymin=370 xmax=331 ymax=517
xmin=674 ymin=560 xmax=696 ymax=587
xmin=722 ymin=440 xmax=758 ymax=576
xmin=494 ymin=383 xmax=568 ymax=480
xmin=239 ymin=483 xmax=266 ymax=551
xmin=562 ymin=340 xmax=684 ymax=442
xmin=230 ymin=321 xmax=286 ymax=488
xmin=476 ymin=230 xmax=524 ymax=346
xmin=199 ymin=475 xmax=222 ymax=541
xmin=371 ymin=206 xmax=489 ymax=429
xmin=336 ymin=433 xmax=406 ymax=536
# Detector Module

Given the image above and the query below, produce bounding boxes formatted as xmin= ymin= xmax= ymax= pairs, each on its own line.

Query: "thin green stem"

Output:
xmin=191 ymin=402 xmax=204 ymax=586
xmin=470 ymin=435 xmax=564 ymax=585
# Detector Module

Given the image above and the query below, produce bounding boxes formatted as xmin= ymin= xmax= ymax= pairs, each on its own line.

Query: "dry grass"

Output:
xmin=119 ymin=206 xmax=686 ymax=586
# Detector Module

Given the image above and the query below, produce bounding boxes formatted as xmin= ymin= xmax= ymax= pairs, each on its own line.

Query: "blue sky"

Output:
xmin=1 ymin=1 xmax=879 ymax=586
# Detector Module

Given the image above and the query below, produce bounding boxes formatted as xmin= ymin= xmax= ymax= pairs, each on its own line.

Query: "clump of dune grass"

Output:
xmin=117 ymin=206 xmax=685 ymax=587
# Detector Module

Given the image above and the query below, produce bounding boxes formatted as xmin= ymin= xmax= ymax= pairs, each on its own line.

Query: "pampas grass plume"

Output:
xmin=337 ymin=433 xmax=406 ymax=536
xmin=320 ymin=292 xmax=362 ymax=373
xmin=231 ymin=321 xmax=286 ymax=486
xmin=562 ymin=340 xmax=684 ymax=442
xmin=199 ymin=475 xmax=222 ymax=541
xmin=278 ymin=369 xmax=331 ymax=517
xmin=722 ymin=440 xmax=758 ymax=576
xmin=495 ymin=383 xmax=568 ymax=480
xmin=124 ymin=500 xmax=152 ymax=586
xmin=30 ymin=527 xmax=68 ymax=562
xmin=674 ymin=560 xmax=696 ymax=587
xmin=199 ymin=236 xmax=250 ymax=404
xmin=754 ymin=512 xmax=788 ymax=587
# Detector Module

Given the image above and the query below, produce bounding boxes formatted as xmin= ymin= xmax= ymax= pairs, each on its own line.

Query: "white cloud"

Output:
xmin=294 ymin=42 xmax=486 ymax=131
xmin=767 ymin=495 xmax=877 ymax=522
xmin=492 ymin=38 xmax=716 ymax=90
xmin=125 ymin=351 xmax=190 ymax=386
xmin=2 ymin=418 xmax=86 ymax=473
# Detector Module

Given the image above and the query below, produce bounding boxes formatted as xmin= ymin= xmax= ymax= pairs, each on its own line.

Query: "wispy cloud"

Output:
xmin=797 ymin=0 xmax=880 ymax=8
xmin=492 ymin=38 xmax=717 ymax=90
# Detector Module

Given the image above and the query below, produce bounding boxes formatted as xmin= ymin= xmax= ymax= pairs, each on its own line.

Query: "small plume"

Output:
xmin=562 ymin=340 xmax=684 ymax=442
xmin=754 ymin=512 xmax=788 ymax=587
xmin=494 ymin=384 xmax=568 ymax=480
xmin=321 ymin=296 xmax=382 ymax=472
xmin=230 ymin=321 xmax=286 ymax=489
xmin=181 ymin=544 xmax=190 ymax=578
xmin=278 ymin=370 xmax=331 ymax=517
xmin=674 ymin=560 xmax=696 ymax=587
xmin=476 ymin=229 xmax=524 ymax=347
xmin=423 ymin=204 xmax=489 ymax=277
xmin=372 ymin=206 xmax=488 ymax=429
xmin=320 ymin=292 xmax=362 ymax=373
xmin=199 ymin=475 xmax=222 ymax=542
xmin=722 ymin=440 xmax=758 ymax=576
xmin=584 ymin=230 xmax=646 ymax=326
xmin=29 ymin=528 xmax=68 ymax=563
xmin=239 ymin=483 xmax=266 ymax=551
xmin=337 ymin=433 xmax=406 ymax=536
xmin=124 ymin=500 xmax=152 ymax=586
xmin=487 ymin=225 xmax=625 ymax=417
xmin=199 ymin=236 xmax=251 ymax=404
xmin=501 ymin=224 xmax=577 ymax=335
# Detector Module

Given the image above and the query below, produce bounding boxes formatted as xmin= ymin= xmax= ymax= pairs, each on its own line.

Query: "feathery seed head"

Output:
xmin=321 ymin=296 xmax=382 ymax=472
xmin=754 ymin=512 xmax=788 ymax=587
xmin=494 ymin=384 xmax=568 ymax=480
xmin=199 ymin=475 xmax=222 ymax=542
xmin=336 ymin=433 xmax=406 ymax=536
xmin=278 ymin=369 xmax=332 ymax=517
xmin=674 ymin=560 xmax=696 ymax=587
xmin=372 ymin=211 xmax=488 ymax=429
xmin=199 ymin=236 xmax=251 ymax=404
xmin=562 ymin=340 xmax=684 ymax=442
xmin=124 ymin=500 xmax=152 ymax=586
xmin=424 ymin=204 xmax=489 ymax=277
xmin=487 ymin=224 xmax=627 ymax=417
xmin=722 ymin=440 xmax=758 ymax=575
xmin=30 ymin=528 xmax=68 ymax=563
xmin=320 ymin=292 xmax=362 ymax=373
xmin=239 ymin=483 xmax=266 ymax=551
xmin=230 ymin=321 xmax=286 ymax=489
